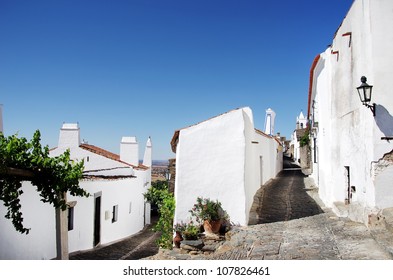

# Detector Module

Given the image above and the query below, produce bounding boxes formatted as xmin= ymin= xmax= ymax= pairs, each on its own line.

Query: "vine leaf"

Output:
xmin=0 ymin=130 xmax=89 ymax=234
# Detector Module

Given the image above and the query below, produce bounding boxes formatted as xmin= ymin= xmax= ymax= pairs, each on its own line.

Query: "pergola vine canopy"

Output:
xmin=0 ymin=130 xmax=88 ymax=234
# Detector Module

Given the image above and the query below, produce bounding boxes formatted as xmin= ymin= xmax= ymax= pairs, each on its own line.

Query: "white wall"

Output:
xmin=309 ymin=0 xmax=393 ymax=223
xmin=0 ymin=176 xmax=148 ymax=259
xmin=68 ymin=177 xmax=146 ymax=253
xmin=0 ymin=123 xmax=151 ymax=259
xmin=0 ymin=182 xmax=57 ymax=260
xmin=245 ymin=127 xmax=283 ymax=224
xmin=120 ymin=137 xmax=139 ymax=166
xmin=174 ymin=109 xmax=248 ymax=226
xmin=174 ymin=107 xmax=283 ymax=226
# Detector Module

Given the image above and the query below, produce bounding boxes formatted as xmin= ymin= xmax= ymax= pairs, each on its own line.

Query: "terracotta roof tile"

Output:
xmin=79 ymin=144 xmax=149 ymax=170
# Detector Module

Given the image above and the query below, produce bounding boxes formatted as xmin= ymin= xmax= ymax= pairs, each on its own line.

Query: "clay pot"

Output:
xmin=173 ymin=231 xmax=183 ymax=248
xmin=203 ymin=220 xmax=221 ymax=234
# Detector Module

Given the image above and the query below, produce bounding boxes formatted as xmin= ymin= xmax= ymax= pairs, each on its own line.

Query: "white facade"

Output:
xmin=290 ymin=111 xmax=308 ymax=163
xmin=308 ymin=0 xmax=393 ymax=224
xmin=0 ymin=123 xmax=152 ymax=259
xmin=172 ymin=107 xmax=283 ymax=226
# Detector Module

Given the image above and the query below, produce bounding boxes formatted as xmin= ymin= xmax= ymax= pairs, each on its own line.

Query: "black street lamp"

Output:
xmin=356 ymin=76 xmax=375 ymax=116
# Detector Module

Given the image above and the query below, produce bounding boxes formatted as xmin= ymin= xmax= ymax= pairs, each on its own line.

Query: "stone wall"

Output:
xmin=168 ymin=158 xmax=176 ymax=194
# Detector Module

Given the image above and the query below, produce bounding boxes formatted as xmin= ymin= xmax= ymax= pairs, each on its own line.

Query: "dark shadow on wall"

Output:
xmin=375 ymin=104 xmax=393 ymax=136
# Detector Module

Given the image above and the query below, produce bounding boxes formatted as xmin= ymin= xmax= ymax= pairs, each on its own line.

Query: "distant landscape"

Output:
xmin=152 ymin=160 xmax=169 ymax=166
xmin=151 ymin=160 xmax=169 ymax=182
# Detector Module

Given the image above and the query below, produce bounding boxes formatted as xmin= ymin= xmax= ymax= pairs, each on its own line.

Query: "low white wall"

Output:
xmin=174 ymin=107 xmax=283 ymax=226
xmin=0 ymin=176 xmax=148 ymax=259
xmin=0 ymin=182 xmax=56 ymax=260
xmin=174 ymin=109 xmax=247 ymax=226
xmin=69 ymin=177 xmax=146 ymax=253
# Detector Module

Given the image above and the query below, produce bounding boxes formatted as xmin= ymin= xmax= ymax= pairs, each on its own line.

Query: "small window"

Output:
xmin=68 ymin=207 xmax=74 ymax=231
xmin=112 ymin=205 xmax=118 ymax=223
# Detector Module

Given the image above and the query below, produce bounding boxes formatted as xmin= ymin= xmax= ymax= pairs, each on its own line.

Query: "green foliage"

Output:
xmin=144 ymin=181 xmax=175 ymax=249
xmin=153 ymin=190 xmax=175 ymax=249
xmin=143 ymin=180 xmax=168 ymax=206
xmin=181 ymin=222 xmax=199 ymax=240
xmin=173 ymin=221 xmax=187 ymax=233
xmin=299 ymin=129 xmax=310 ymax=147
xmin=189 ymin=197 xmax=229 ymax=223
xmin=173 ymin=220 xmax=200 ymax=240
xmin=0 ymin=130 xmax=89 ymax=234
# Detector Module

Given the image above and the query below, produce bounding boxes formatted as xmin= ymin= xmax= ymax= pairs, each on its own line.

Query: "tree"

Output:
xmin=0 ymin=130 xmax=89 ymax=234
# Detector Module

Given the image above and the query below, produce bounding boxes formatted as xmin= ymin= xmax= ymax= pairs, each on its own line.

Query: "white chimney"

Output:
xmin=264 ymin=108 xmax=276 ymax=136
xmin=0 ymin=104 xmax=3 ymax=133
xmin=143 ymin=137 xmax=152 ymax=167
xmin=58 ymin=123 xmax=80 ymax=148
xmin=120 ymin=136 xmax=139 ymax=166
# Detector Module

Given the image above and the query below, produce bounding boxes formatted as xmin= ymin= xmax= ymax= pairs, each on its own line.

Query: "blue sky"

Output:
xmin=0 ymin=0 xmax=353 ymax=160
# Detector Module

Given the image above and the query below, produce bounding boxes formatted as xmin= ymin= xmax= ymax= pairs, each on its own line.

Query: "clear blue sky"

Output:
xmin=0 ymin=0 xmax=353 ymax=160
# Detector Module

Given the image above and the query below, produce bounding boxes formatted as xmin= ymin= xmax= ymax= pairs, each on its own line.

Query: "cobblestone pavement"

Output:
xmin=70 ymin=216 xmax=160 ymax=260
xmin=71 ymin=158 xmax=393 ymax=260
xmin=148 ymin=158 xmax=393 ymax=260
xmin=257 ymin=167 xmax=323 ymax=224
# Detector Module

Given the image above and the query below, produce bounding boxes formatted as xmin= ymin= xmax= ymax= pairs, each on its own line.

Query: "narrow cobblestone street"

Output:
xmin=149 ymin=157 xmax=393 ymax=260
xmin=70 ymin=215 xmax=160 ymax=260
xmin=71 ymin=157 xmax=393 ymax=260
xmin=257 ymin=157 xmax=323 ymax=224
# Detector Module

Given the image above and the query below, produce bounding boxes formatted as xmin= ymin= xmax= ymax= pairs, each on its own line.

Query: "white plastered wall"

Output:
xmin=174 ymin=109 xmax=248 ymax=226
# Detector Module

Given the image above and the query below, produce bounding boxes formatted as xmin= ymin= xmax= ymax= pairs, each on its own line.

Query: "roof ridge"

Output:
xmin=79 ymin=143 xmax=148 ymax=170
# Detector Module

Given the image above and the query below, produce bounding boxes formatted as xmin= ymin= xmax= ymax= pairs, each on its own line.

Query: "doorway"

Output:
xmin=344 ymin=166 xmax=351 ymax=204
xmin=93 ymin=192 xmax=102 ymax=247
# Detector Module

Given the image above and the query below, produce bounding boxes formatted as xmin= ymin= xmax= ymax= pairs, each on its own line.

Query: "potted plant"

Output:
xmin=182 ymin=222 xmax=200 ymax=240
xmin=173 ymin=222 xmax=186 ymax=248
xmin=189 ymin=197 xmax=229 ymax=234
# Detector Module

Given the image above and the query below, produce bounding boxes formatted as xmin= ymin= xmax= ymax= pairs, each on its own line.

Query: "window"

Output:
xmin=68 ymin=207 xmax=74 ymax=231
xmin=112 ymin=205 xmax=118 ymax=223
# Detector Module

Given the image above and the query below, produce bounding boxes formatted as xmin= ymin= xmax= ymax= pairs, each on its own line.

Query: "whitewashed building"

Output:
xmin=0 ymin=123 xmax=152 ymax=259
xmin=307 ymin=0 xmax=393 ymax=224
xmin=290 ymin=111 xmax=308 ymax=164
xmin=171 ymin=107 xmax=283 ymax=226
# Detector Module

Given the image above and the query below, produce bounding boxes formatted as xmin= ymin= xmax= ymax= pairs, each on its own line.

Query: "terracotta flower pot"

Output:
xmin=203 ymin=220 xmax=221 ymax=234
xmin=173 ymin=231 xmax=183 ymax=248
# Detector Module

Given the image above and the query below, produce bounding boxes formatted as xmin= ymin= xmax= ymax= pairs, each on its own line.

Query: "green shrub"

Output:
xmin=144 ymin=183 xmax=175 ymax=249
xmin=153 ymin=192 xmax=175 ymax=249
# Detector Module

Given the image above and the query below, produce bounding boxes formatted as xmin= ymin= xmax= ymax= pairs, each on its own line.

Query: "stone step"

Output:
xmin=332 ymin=201 xmax=349 ymax=217
xmin=382 ymin=207 xmax=393 ymax=233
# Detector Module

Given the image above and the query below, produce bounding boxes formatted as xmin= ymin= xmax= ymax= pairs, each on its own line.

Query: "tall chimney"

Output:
xmin=58 ymin=123 xmax=80 ymax=148
xmin=120 ymin=136 xmax=139 ymax=166
xmin=264 ymin=108 xmax=276 ymax=136
xmin=143 ymin=137 xmax=152 ymax=167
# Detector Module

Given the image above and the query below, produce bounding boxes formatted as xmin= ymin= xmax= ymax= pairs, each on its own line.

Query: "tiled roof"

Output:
xmin=254 ymin=128 xmax=272 ymax=138
xmin=255 ymin=128 xmax=283 ymax=146
xmin=307 ymin=54 xmax=321 ymax=119
xmin=80 ymin=143 xmax=120 ymax=161
xmin=80 ymin=144 xmax=149 ymax=170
